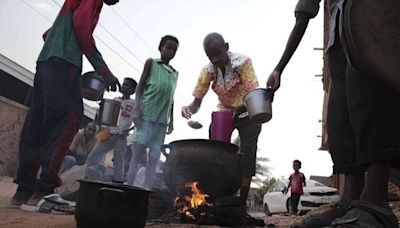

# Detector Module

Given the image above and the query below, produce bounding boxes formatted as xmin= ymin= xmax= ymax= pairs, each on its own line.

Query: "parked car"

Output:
xmin=262 ymin=179 xmax=340 ymax=216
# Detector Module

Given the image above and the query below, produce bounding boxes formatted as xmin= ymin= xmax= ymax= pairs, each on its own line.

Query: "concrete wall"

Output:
xmin=0 ymin=96 xmax=28 ymax=177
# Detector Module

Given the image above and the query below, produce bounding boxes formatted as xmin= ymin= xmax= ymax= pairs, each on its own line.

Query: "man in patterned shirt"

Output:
xmin=182 ymin=32 xmax=262 ymax=205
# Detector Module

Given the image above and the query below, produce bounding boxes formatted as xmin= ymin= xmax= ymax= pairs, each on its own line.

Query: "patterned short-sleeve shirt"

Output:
xmin=193 ymin=51 xmax=259 ymax=111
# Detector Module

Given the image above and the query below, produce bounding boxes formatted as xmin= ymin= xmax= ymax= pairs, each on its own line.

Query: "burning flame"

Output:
xmin=185 ymin=181 xmax=210 ymax=208
xmin=175 ymin=181 xmax=211 ymax=217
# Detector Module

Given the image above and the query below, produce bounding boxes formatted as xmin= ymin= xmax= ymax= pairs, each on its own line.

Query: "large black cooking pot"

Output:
xmin=162 ymin=139 xmax=241 ymax=199
xmin=75 ymin=180 xmax=151 ymax=228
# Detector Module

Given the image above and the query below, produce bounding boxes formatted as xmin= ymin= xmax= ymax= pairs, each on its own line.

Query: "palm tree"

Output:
xmin=232 ymin=136 xmax=271 ymax=187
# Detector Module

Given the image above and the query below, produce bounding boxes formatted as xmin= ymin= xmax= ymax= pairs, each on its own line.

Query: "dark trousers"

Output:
xmin=208 ymin=111 xmax=261 ymax=177
xmin=290 ymin=192 xmax=301 ymax=215
xmin=15 ymin=58 xmax=82 ymax=192
xmin=327 ymin=30 xmax=400 ymax=174
xmin=233 ymin=115 xmax=262 ymax=177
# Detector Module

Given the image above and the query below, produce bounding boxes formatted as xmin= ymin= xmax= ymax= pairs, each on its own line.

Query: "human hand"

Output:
xmin=166 ymin=121 xmax=174 ymax=134
xmin=101 ymin=71 xmax=121 ymax=92
xmin=181 ymin=105 xmax=198 ymax=119
xmin=283 ymin=187 xmax=289 ymax=195
xmin=266 ymin=70 xmax=281 ymax=92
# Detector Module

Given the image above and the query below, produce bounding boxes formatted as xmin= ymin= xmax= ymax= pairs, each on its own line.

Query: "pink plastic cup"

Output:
xmin=211 ymin=111 xmax=233 ymax=142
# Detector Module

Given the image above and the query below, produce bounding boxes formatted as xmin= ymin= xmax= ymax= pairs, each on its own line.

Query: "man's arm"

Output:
xmin=133 ymin=58 xmax=153 ymax=128
xmin=181 ymin=68 xmax=210 ymax=119
xmin=73 ymin=0 xmax=120 ymax=91
xmin=182 ymin=98 xmax=202 ymax=119
xmin=166 ymin=103 xmax=174 ymax=134
xmin=267 ymin=12 xmax=312 ymax=91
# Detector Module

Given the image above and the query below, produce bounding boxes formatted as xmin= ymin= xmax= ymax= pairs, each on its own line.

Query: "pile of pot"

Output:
xmin=81 ymin=71 xmax=121 ymax=127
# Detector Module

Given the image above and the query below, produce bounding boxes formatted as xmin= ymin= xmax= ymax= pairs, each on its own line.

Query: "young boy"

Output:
xmin=126 ymin=35 xmax=179 ymax=190
xmin=85 ymin=78 xmax=137 ymax=183
xmin=285 ymin=160 xmax=306 ymax=216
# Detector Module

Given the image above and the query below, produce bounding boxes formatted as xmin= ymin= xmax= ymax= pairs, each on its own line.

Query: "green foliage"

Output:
xmin=253 ymin=157 xmax=271 ymax=187
xmin=257 ymin=177 xmax=279 ymax=198
xmin=232 ymin=135 xmax=277 ymax=198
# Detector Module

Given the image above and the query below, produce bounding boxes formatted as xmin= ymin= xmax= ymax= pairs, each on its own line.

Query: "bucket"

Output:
xmin=81 ymin=71 xmax=105 ymax=101
xmin=243 ymin=88 xmax=273 ymax=124
xmin=211 ymin=111 xmax=233 ymax=142
xmin=97 ymin=99 xmax=121 ymax=126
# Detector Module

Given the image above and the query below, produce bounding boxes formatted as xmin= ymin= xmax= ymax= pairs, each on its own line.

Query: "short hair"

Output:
xmin=158 ymin=35 xmax=179 ymax=51
xmin=124 ymin=77 xmax=137 ymax=87
xmin=203 ymin=32 xmax=225 ymax=48
xmin=86 ymin=121 xmax=98 ymax=131
xmin=293 ymin=159 xmax=302 ymax=166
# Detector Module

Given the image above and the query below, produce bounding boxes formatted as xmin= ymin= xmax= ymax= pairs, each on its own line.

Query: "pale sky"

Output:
xmin=0 ymin=0 xmax=333 ymax=180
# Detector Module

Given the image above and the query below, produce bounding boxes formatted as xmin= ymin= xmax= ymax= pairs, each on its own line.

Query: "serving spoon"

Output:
xmin=187 ymin=119 xmax=203 ymax=129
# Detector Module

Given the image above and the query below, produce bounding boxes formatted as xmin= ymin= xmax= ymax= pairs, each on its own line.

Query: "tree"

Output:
xmin=253 ymin=157 xmax=271 ymax=187
xmin=257 ymin=177 xmax=279 ymax=198
xmin=232 ymin=136 xmax=271 ymax=187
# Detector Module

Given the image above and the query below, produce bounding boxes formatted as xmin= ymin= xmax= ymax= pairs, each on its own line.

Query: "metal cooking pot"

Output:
xmin=162 ymin=139 xmax=241 ymax=199
xmin=81 ymin=71 xmax=105 ymax=101
xmin=75 ymin=180 xmax=151 ymax=228
xmin=243 ymin=88 xmax=273 ymax=124
xmin=97 ymin=99 xmax=121 ymax=126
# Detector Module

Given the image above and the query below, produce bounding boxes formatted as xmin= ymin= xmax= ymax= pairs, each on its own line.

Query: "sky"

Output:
xmin=0 ymin=0 xmax=333 ymax=180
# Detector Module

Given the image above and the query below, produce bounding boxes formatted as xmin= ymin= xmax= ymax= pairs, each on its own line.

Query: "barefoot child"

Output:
xmin=126 ymin=35 xmax=179 ymax=190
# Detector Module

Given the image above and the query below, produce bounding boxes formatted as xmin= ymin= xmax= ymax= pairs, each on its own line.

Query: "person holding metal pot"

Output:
xmin=181 ymin=32 xmax=262 ymax=206
xmin=9 ymin=0 xmax=121 ymax=212
xmin=85 ymin=77 xmax=137 ymax=183
xmin=267 ymin=0 xmax=400 ymax=227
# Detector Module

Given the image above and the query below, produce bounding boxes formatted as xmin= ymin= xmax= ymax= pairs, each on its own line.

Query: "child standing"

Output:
xmin=285 ymin=159 xmax=306 ymax=216
xmin=126 ymin=35 xmax=179 ymax=190
xmin=85 ymin=78 xmax=137 ymax=183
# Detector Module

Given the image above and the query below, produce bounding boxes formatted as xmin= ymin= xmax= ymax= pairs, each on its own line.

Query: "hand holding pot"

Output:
xmin=266 ymin=69 xmax=281 ymax=92
xmin=101 ymin=71 xmax=121 ymax=92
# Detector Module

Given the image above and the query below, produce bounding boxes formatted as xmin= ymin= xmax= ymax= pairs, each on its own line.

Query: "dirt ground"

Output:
xmin=0 ymin=176 xmax=304 ymax=227
xmin=2 ymin=176 xmax=399 ymax=228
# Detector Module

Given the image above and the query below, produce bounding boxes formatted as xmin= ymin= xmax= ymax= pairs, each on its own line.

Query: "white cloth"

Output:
xmin=109 ymin=97 xmax=135 ymax=135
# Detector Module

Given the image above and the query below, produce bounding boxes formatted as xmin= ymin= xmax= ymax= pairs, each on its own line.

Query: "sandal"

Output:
xmin=330 ymin=200 xmax=398 ymax=228
xmin=39 ymin=201 xmax=75 ymax=215
xmin=290 ymin=203 xmax=349 ymax=228
xmin=20 ymin=194 xmax=75 ymax=215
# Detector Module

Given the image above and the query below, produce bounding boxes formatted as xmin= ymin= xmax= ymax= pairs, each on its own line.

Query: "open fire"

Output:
xmin=174 ymin=181 xmax=211 ymax=220
xmin=173 ymin=181 xmax=264 ymax=226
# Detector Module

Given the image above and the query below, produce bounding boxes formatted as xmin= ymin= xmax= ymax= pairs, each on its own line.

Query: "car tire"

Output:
xmin=263 ymin=203 xmax=272 ymax=216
